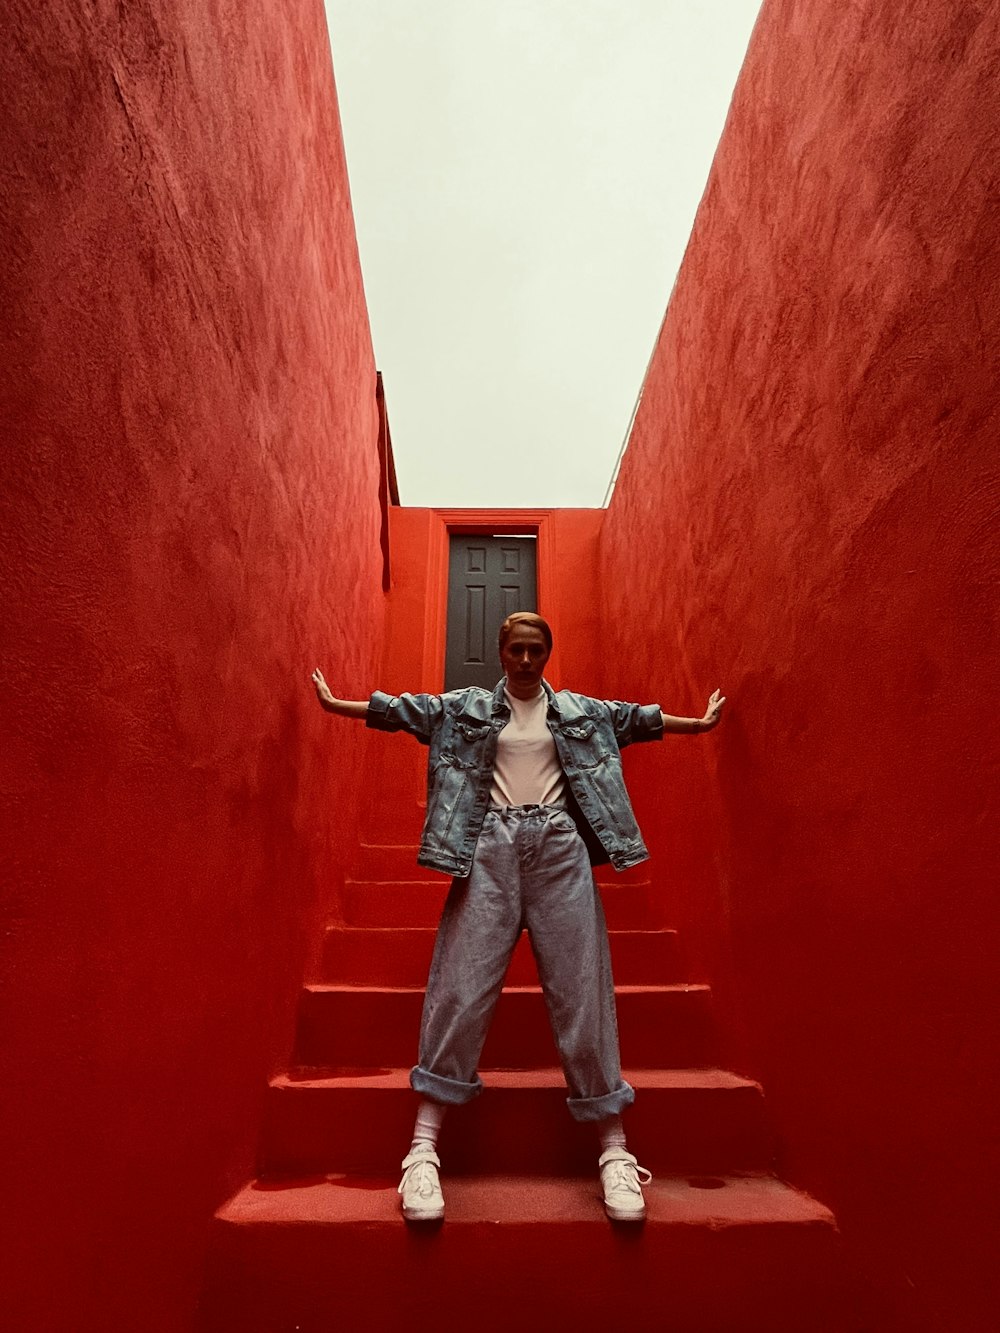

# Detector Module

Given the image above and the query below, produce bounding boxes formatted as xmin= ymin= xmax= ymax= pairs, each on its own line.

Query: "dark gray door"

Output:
xmin=445 ymin=536 xmax=538 ymax=691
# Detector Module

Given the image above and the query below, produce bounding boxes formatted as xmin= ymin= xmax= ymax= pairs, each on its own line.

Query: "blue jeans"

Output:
xmin=411 ymin=805 xmax=635 ymax=1122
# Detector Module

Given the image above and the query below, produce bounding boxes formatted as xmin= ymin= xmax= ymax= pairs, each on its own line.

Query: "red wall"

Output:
xmin=1 ymin=4 xmax=384 ymax=1330
xmin=357 ymin=508 xmax=605 ymax=858
xmin=599 ymin=2 xmax=1000 ymax=1329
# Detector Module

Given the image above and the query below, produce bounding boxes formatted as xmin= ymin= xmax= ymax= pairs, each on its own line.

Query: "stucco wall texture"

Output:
xmin=1 ymin=3 xmax=383 ymax=1330
xmin=359 ymin=508 xmax=607 ymax=853
xmin=599 ymin=1 xmax=1000 ymax=1329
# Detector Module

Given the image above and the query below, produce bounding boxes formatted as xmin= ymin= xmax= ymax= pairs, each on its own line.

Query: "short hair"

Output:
xmin=498 ymin=611 xmax=553 ymax=653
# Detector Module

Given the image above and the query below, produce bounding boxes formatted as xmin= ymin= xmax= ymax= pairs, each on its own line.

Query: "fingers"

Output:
xmin=704 ymin=690 xmax=727 ymax=725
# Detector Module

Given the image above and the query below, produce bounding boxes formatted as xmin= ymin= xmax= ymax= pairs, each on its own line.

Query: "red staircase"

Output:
xmin=198 ymin=845 xmax=857 ymax=1332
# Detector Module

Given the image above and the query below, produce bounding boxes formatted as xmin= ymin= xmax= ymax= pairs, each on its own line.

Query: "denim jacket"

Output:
xmin=366 ymin=677 xmax=663 ymax=876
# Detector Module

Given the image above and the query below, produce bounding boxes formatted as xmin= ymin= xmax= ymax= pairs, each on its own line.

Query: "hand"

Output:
xmin=701 ymin=688 xmax=726 ymax=730
xmin=311 ymin=667 xmax=337 ymax=710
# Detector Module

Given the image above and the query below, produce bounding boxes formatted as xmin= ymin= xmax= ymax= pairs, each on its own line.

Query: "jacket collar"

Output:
xmin=490 ymin=677 xmax=561 ymax=717
xmin=542 ymin=678 xmax=561 ymax=715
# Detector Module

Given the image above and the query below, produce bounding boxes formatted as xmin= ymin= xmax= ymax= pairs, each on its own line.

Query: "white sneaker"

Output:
xmin=599 ymin=1148 xmax=652 ymax=1222
xmin=398 ymin=1149 xmax=445 ymax=1222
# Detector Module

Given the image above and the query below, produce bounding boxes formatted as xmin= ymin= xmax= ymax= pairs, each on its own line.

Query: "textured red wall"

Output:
xmin=598 ymin=2 xmax=1000 ymax=1328
xmin=542 ymin=509 xmax=607 ymax=698
xmin=356 ymin=509 xmax=606 ymax=857
xmin=0 ymin=3 xmax=383 ymax=1330
xmin=352 ymin=507 xmax=439 ymax=856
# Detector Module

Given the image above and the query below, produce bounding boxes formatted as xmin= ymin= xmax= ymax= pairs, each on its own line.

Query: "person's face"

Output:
xmin=500 ymin=625 xmax=551 ymax=697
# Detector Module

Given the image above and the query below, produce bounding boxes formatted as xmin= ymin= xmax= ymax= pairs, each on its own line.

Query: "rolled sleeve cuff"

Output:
xmin=365 ymin=689 xmax=398 ymax=731
xmin=634 ymin=703 xmax=665 ymax=742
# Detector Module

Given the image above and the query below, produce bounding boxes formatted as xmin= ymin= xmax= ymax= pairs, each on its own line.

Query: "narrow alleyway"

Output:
xmin=198 ymin=831 xmax=854 ymax=1331
xmin=6 ymin=3 xmax=998 ymax=1330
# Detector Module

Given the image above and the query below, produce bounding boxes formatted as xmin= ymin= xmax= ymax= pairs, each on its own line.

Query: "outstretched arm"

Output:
xmin=311 ymin=668 xmax=369 ymax=719
xmin=660 ymin=688 xmax=726 ymax=734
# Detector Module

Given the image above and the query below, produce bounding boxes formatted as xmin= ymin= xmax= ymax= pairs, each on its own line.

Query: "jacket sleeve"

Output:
xmin=366 ymin=690 xmax=443 ymax=745
xmin=599 ymin=700 xmax=664 ymax=749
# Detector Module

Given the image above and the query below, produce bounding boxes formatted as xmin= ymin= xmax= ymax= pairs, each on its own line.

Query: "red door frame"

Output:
xmin=423 ymin=509 xmax=562 ymax=689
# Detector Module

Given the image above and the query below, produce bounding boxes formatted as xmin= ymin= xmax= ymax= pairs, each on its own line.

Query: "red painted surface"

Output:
xmin=1 ymin=4 xmax=383 ymax=1330
xmin=202 ymin=1173 xmax=847 ymax=1333
xmin=351 ymin=506 xmax=606 ymax=861
xmin=8 ymin=0 xmax=997 ymax=1324
xmin=201 ymin=784 xmax=850 ymax=1329
xmin=599 ymin=2 xmax=1000 ymax=1328
xmin=381 ymin=506 xmax=604 ymax=691
xmin=259 ymin=1066 xmax=769 ymax=1178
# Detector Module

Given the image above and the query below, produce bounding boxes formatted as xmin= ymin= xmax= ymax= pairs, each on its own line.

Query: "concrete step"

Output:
xmin=199 ymin=1174 xmax=854 ymax=1333
xmin=320 ymin=925 xmax=685 ymax=986
xmin=342 ymin=878 xmax=660 ymax=930
xmin=259 ymin=1067 xmax=773 ymax=1176
xmin=293 ymin=983 xmax=716 ymax=1069
xmin=351 ymin=842 xmax=657 ymax=886
xmin=352 ymin=843 xmax=435 ymax=880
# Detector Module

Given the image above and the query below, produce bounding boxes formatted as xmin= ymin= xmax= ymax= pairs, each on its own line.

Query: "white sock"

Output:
xmin=409 ymin=1098 xmax=447 ymax=1156
xmin=598 ymin=1114 xmax=628 ymax=1155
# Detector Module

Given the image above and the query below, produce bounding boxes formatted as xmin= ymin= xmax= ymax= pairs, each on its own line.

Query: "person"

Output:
xmin=311 ymin=611 xmax=725 ymax=1224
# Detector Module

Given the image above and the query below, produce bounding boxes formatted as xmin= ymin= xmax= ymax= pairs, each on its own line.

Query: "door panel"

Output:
xmin=445 ymin=536 xmax=537 ymax=691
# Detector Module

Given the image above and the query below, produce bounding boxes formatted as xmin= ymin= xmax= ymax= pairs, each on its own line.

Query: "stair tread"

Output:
xmin=353 ymin=846 xmax=653 ymax=878
xmin=217 ymin=1172 xmax=835 ymax=1228
xmin=327 ymin=924 xmax=677 ymax=939
xmin=296 ymin=980 xmax=716 ymax=1067
xmin=344 ymin=880 xmax=662 ymax=929
xmin=346 ymin=879 xmax=655 ymax=889
xmin=272 ymin=1066 xmax=758 ymax=1091
xmin=303 ymin=982 xmax=710 ymax=995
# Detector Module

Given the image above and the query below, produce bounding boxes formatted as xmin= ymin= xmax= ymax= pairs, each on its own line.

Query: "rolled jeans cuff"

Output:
xmin=566 ymin=1080 xmax=636 ymax=1123
xmin=411 ymin=1064 xmax=484 ymax=1106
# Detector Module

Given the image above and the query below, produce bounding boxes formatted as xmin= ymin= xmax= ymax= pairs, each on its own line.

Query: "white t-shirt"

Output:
xmin=489 ymin=685 xmax=567 ymax=808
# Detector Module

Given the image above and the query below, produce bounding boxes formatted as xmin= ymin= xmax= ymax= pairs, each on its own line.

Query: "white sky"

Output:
xmin=322 ymin=1 xmax=762 ymax=508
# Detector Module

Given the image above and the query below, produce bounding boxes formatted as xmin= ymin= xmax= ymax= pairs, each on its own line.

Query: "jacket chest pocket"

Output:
xmin=439 ymin=719 xmax=492 ymax=768
xmin=456 ymin=720 xmax=492 ymax=744
xmin=559 ymin=718 xmax=612 ymax=767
